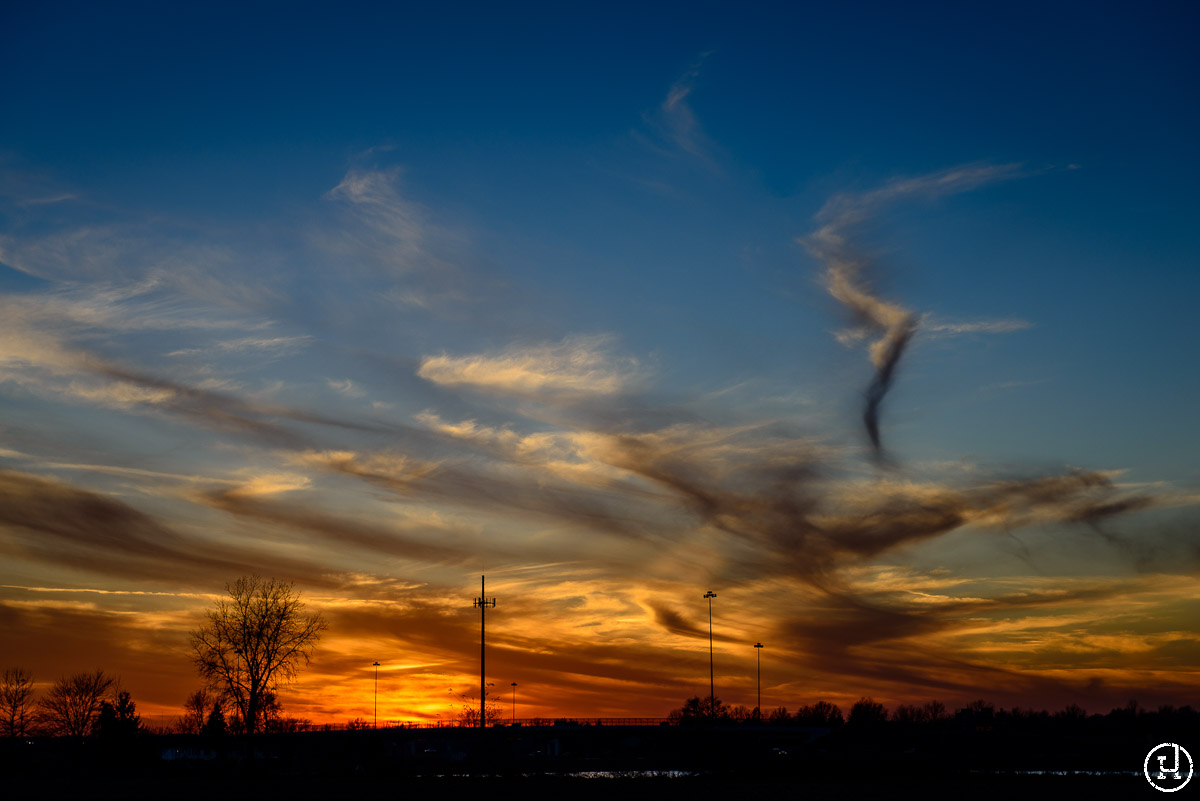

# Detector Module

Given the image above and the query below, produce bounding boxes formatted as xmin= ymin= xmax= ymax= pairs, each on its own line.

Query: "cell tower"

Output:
xmin=473 ymin=575 xmax=495 ymax=728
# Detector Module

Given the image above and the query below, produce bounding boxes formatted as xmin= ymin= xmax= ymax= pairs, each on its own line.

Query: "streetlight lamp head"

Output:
xmin=702 ymin=589 xmax=718 ymax=717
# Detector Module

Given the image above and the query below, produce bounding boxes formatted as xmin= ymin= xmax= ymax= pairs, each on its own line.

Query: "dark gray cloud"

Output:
xmin=92 ymin=361 xmax=394 ymax=448
xmin=0 ymin=470 xmax=336 ymax=587
xmin=649 ymin=602 xmax=737 ymax=643
xmin=202 ymin=488 xmax=480 ymax=567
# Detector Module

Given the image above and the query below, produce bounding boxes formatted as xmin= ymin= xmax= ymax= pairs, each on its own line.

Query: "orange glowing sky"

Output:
xmin=2 ymin=3 xmax=1199 ymax=728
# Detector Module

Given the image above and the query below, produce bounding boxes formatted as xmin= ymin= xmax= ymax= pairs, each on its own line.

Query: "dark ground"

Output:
xmin=11 ymin=773 xmax=1152 ymax=801
xmin=3 ymin=722 xmax=1175 ymax=800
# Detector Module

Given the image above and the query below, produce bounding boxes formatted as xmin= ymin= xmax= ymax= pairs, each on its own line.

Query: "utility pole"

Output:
xmin=474 ymin=575 xmax=495 ymax=728
xmin=704 ymin=590 xmax=717 ymax=717
xmin=511 ymin=681 xmax=517 ymax=726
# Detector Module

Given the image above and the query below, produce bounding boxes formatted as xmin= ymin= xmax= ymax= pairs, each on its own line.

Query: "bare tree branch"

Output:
xmin=189 ymin=575 xmax=327 ymax=735
xmin=1 ymin=668 xmax=37 ymax=738
xmin=37 ymin=670 xmax=115 ymax=738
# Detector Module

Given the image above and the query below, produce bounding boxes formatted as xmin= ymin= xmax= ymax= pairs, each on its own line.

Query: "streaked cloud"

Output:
xmin=167 ymin=335 xmax=313 ymax=358
xmin=319 ymin=166 xmax=451 ymax=283
xmin=657 ymin=54 xmax=714 ymax=160
xmin=418 ymin=334 xmax=642 ymax=399
xmin=921 ymin=316 xmax=1035 ymax=337
xmin=803 ymin=164 xmax=1024 ymax=458
xmin=0 ymin=469 xmax=329 ymax=586
xmin=0 ymin=152 xmax=1194 ymax=726
xmin=1 ymin=279 xmax=262 ymax=334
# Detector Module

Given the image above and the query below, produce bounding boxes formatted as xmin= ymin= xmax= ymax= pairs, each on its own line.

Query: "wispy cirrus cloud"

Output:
xmin=0 ymin=281 xmax=269 ymax=366
xmin=835 ymin=316 xmax=1034 ymax=347
xmin=632 ymin=52 xmax=721 ymax=170
xmin=658 ymin=54 xmax=713 ymax=160
xmin=0 ymin=308 xmax=383 ymax=447
xmin=17 ymin=193 xmax=79 ymax=206
xmin=0 ymin=216 xmax=270 ymax=313
xmin=312 ymin=165 xmax=488 ymax=314
xmin=920 ymin=316 xmax=1035 ymax=337
xmin=166 ymin=335 xmax=312 ymax=358
xmin=323 ymin=167 xmax=430 ymax=270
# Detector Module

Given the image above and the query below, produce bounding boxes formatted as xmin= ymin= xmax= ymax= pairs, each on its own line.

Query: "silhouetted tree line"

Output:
xmin=1 ymin=668 xmax=146 ymax=740
xmin=0 ymin=671 xmax=178 ymax=740
xmin=666 ymin=694 xmax=1200 ymax=735
xmin=176 ymin=685 xmax=314 ymax=738
xmin=0 ymin=669 xmax=315 ymax=741
xmin=2 ymin=576 xmax=324 ymax=748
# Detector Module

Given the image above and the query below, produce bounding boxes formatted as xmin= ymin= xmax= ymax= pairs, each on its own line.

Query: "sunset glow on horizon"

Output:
xmin=2 ymin=2 xmax=1198 ymax=729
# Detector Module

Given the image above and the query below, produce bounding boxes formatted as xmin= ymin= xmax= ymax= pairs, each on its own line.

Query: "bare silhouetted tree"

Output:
xmin=894 ymin=703 xmax=922 ymax=724
xmin=966 ymin=698 xmax=995 ymax=716
xmin=38 ymin=670 xmax=115 ymax=738
xmin=848 ymin=696 xmax=888 ymax=728
xmin=177 ymin=688 xmax=213 ymax=735
xmin=258 ymin=690 xmax=311 ymax=733
xmin=727 ymin=704 xmax=753 ymax=723
xmin=456 ymin=700 xmax=503 ymax=727
xmin=1 ymin=668 xmax=36 ymax=737
xmin=668 ymin=695 xmax=730 ymax=724
xmin=189 ymin=576 xmax=326 ymax=735
xmin=1055 ymin=702 xmax=1086 ymax=720
xmin=451 ymin=684 xmax=503 ymax=727
xmin=794 ymin=700 xmax=844 ymax=727
xmin=922 ymin=699 xmax=947 ymax=721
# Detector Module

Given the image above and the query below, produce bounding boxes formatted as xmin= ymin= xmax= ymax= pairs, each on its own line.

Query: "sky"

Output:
xmin=1 ymin=1 xmax=1199 ymax=727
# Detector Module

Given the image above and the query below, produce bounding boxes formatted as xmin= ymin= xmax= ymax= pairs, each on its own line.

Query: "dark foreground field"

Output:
xmin=3 ymin=721 xmax=1174 ymax=800
xmin=11 ymin=772 xmax=1149 ymax=801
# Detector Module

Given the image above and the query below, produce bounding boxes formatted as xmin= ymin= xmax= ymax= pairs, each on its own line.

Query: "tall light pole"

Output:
xmin=511 ymin=682 xmax=517 ymax=726
xmin=753 ymin=643 xmax=763 ymax=718
xmin=372 ymin=661 xmax=380 ymax=729
xmin=473 ymin=575 xmax=496 ymax=728
xmin=704 ymin=590 xmax=717 ymax=716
